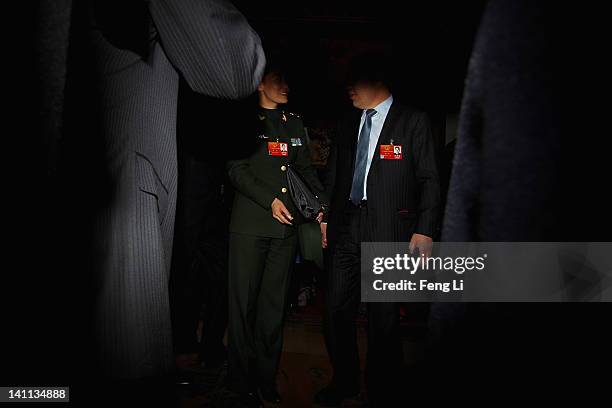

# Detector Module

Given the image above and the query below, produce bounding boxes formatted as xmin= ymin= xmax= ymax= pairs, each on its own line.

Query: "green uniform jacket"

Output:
xmin=228 ymin=108 xmax=327 ymax=239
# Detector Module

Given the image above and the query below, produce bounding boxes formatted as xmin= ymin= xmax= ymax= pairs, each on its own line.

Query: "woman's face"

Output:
xmin=258 ymin=72 xmax=289 ymax=105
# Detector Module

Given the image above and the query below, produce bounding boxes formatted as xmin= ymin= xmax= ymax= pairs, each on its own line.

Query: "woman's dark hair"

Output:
xmin=229 ymin=53 xmax=293 ymax=161
xmin=262 ymin=54 xmax=288 ymax=84
xmin=244 ymin=52 xmax=288 ymax=109
xmin=231 ymin=55 xmax=288 ymax=161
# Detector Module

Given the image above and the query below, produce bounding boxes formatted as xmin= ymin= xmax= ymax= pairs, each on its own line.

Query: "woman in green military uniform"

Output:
xmin=226 ymin=64 xmax=326 ymax=405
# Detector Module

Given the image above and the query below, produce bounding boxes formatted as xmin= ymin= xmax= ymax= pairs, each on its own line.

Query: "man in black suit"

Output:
xmin=316 ymin=56 xmax=440 ymax=406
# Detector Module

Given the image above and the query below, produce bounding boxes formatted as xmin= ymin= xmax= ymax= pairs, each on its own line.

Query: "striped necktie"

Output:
xmin=350 ymin=108 xmax=377 ymax=205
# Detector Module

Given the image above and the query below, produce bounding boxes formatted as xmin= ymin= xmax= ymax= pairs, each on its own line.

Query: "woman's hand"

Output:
xmin=321 ymin=223 xmax=328 ymax=248
xmin=271 ymin=198 xmax=293 ymax=225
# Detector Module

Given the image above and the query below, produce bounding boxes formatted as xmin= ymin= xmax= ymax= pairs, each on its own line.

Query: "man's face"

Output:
xmin=259 ymin=72 xmax=289 ymax=105
xmin=347 ymin=81 xmax=378 ymax=110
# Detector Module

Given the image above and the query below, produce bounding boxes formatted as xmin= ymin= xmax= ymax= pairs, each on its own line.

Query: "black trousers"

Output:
xmin=170 ymin=156 xmax=228 ymax=364
xmin=324 ymin=203 xmax=403 ymax=405
xmin=227 ymin=232 xmax=297 ymax=392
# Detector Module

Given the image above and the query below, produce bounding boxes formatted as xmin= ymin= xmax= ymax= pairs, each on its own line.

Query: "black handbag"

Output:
xmin=286 ymin=164 xmax=324 ymax=222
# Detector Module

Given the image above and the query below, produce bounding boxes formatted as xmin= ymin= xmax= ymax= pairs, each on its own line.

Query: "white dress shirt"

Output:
xmin=357 ymin=94 xmax=393 ymax=200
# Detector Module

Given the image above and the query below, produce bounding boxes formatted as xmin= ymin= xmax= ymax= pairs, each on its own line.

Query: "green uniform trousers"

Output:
xmin=227 ymin=231 xmax=297 ymax=392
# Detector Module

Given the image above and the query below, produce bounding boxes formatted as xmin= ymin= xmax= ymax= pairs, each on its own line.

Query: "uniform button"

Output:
xmin=281 ymin=165 xmax=287 ymax=171
xmin=281 ymin=187 xmax=288 ymax=193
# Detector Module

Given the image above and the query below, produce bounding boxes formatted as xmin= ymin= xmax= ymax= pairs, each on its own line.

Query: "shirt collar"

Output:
xmin=364 ymin=94 xmax=393 ymax=118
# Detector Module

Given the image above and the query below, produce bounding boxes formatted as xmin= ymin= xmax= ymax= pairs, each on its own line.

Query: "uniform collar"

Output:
xmin=259 ymin=106 xmax=285 ymax=119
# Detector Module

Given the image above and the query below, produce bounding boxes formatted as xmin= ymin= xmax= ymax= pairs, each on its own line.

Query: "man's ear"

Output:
xmin=257 ymin=83 xmax=265 ymax=92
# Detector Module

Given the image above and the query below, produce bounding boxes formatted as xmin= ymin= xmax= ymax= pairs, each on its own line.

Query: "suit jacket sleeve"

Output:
xmin=320 ymin=140 xmax=337 ymax=223
xmin=227 ymin=159 xmax=277 ymax=210
xmin=148 ymin=0 xmax=265 ymax=98
xmin=411 ymin=112 xmax=440 ymax=238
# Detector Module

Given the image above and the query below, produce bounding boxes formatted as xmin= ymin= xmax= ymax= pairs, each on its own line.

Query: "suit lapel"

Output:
xmin=348 ymin=111 xmax=362 ymax=170
xmin=367 ymin=101 xmax=400 ymax=178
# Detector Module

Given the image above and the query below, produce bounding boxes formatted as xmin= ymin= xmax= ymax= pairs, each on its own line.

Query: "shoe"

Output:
xmin=239 ymin=390 xmax=263 ymax=408
xmin=314 ymin=383 xmax=359 ymax=406
xmin=260 ymin=386 xmax=282 ymax=404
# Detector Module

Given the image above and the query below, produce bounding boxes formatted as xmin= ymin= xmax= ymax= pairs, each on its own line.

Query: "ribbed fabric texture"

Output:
xmin=441 ymin=0 xmax=604 ymax=242
xmin=89 ymin=0 xmax=264 ymax=379
xmin=91 ymin=37 xmax=179 ymax=379
xmin=148 ymin=0 xmax=265 ymax=99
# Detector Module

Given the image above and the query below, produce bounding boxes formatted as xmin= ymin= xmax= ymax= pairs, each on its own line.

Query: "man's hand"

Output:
xmin=271 ymin=198 xmax=293 ymax=225
xmin=321 ymin=223 xmax=328 ymax=248
xmin=409 ymin=233 xmax=433 ymax=257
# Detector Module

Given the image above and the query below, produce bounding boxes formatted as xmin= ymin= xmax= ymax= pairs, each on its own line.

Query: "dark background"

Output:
xmin=8 ymin=1 xmax=612 ymax=403
xmin=6 ymin=2 xmax=610 ymax=403
xmin=178 ymin=0 xmax=488 ymax=136
xmin=5 ymin=0 xmax=491 ymax=396
xmin=233 ymin=0 xmax=487 ymax=116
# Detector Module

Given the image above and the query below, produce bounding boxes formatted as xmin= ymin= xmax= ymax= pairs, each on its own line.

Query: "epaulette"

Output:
xmin=280 ymin=110 xmax=302 ymax=123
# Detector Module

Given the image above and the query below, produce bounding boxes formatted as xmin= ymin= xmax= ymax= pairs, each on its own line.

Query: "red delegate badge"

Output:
xmin=268 ymin=142 xmax=288 ymax=157
xmin=380 ymin=144 xmax=402 ymax=160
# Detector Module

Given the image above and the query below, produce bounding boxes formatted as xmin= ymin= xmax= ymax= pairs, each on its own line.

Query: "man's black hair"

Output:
xmin=346 ymin=53 xmax=392 ymax=87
